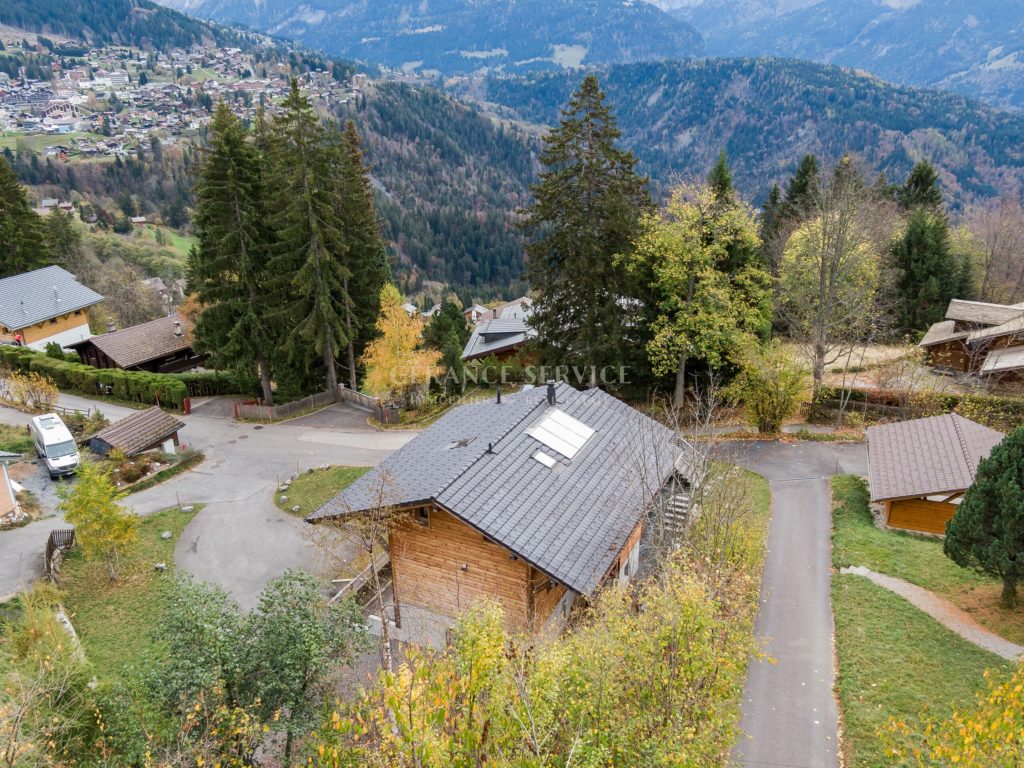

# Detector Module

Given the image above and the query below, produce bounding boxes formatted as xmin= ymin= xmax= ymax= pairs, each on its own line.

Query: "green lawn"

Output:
xmin=831 ymin=475 xmax=1024 ymax=645
xmin=0 ymin=423 xmax=33 ymax=455
xmin=0 ymin=131 xmax=108 ymax=152
xmin=60 ymin=505 xmax=199 ymax=680
xmin=136 ymin=224 xmax=197 ymax=260
xmin=274 ymin=466 xmax=370 ymax=517
xmin=833 ymin=575 xmax=1011 ymax=767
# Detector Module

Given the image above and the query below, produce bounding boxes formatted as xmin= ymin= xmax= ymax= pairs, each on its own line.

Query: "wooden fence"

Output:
xmin=233 ymin=387 xmax=399 ymax=424
xmin=44 ymin=527 xmax=76 ymax=584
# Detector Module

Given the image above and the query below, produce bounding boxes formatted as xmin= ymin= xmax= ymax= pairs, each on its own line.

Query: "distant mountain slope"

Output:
xmin=476 ymin=58 xmax=1024 ymax=206
xmin=155 ymin=0 xmax=704 ymax=74
xmin=671 ymin=0 xmax=1024 ymax=110
xmin=0 ymin=0 xmax=241 ymax=49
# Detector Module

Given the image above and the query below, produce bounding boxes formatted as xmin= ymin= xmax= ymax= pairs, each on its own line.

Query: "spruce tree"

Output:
xmin=900 ymin=160 xmax=943 ymax=210
xmin=266 ymin=80 xmax=351 ymax=393
xmin=334 ymin=120 xmax=390 ymax=390
xmin=945 ymin=428 xmax=1024 ymax=609
xmin=523 ymin=75 xmax=652 ymax=378
xmin=782 ymin=154 xmax=820 ymax=222
xmin=189 ymin=102 xmax=277 ymax=404
xmin=0 ymin=154 xmax=50 ymax=277
xmin=708 ymin=149 xmax=734 ymax=202
xmin=892 ymin=208 xmax=962 ymax=333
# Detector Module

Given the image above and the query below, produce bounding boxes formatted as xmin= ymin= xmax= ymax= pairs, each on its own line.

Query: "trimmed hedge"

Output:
xmin=0 ymin=346 xmax=245 ymax=410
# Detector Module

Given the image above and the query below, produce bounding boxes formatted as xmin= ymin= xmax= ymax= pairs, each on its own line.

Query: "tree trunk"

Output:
xmin=343 ymin=276 xmax=358 ymax=391
xmin=323 ymin=333 xmax=338 ymax=392
xmin=1002 ymin=575 xmax=1017 ymax=609
xmin=256 ymin=351 xmax=274 ymax=407
xmin=673 ymin=356 xmax=687 ymax=409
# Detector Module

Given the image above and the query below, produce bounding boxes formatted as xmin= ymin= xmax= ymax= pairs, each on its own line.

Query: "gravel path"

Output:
xmin=841 ymin=566 xmax=1024 ymax=661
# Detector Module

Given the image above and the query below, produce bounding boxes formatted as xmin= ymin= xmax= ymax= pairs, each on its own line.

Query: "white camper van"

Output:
xmin=29 ymin=413 xmax=80 ymax=480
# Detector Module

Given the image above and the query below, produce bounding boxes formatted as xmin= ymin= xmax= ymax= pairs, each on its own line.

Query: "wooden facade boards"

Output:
xmin=885 ymin=498 xmax=957 ymax=536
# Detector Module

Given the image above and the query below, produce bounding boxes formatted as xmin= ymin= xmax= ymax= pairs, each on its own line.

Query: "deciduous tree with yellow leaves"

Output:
xmin=361 ymin=284 xmax=442 ymax=407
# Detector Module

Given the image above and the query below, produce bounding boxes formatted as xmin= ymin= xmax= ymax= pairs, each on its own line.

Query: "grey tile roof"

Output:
xmin=89 ymin=406 xmax=185 ymax=456
xmin=309 ymin=383 xmax=681 ymax=595
xmin=981 ymin=345 xmax=1024 ymax=375
xmin=918 ymin=320 xmax=969 ymax=348
xmin=71 ymin=314 xmax=194 ymax=369
xmin=968 ymin=315 xmax=1024 ymax=344
xmin=0 ymin=266 xmax=103 ymax=331
xmin=945 ymin=299 xmax=1023 ymax=327
xmin=866 ymin=414 xmax=1004 ymax=502
xmin=461 ymin=318 xmax=537 ymax=360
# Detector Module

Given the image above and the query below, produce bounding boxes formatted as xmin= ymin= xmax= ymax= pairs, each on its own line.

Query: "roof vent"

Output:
xmin=546 ymin=380 xmax=556 ymax=405
xmin=53 ymin=286 xmax=61 ymax=302
xmin=106 ymin=319 xmax=116 ymax=333
xmin=173 ymin=320 xmax=182 ymax=337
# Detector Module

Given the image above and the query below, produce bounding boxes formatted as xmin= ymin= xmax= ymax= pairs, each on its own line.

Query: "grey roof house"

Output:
xmin=919 ymin=299 xmax=1024 ymax=377
xmin=866 ymin=413 xmax=1004 ymax=535
xmin=309 ymin=382 xmax=688 ymax=639
xmin=0 ymin=265 xmax=103 ymax=352
xmin=88 ymin=406 xmax=185 ymax=457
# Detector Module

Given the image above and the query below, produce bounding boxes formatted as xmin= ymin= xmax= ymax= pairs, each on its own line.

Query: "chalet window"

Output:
xmin=415 ymin=508 xmax=430 ymax=527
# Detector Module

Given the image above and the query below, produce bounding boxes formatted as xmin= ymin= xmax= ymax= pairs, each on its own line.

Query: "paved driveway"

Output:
xmin=0 ymin=394 xmax=416 ymax=604
xmin=726 ymin=441 xmax=867 ymax=768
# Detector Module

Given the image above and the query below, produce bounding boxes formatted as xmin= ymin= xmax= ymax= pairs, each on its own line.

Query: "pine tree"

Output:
xmin=782 ymin=154 xmax=820 ymax=222
xmin=708 ymin=149 xmax=734 ymax=203
xmin=334 ymin=120 xmax=391 ymax=390
xmin=892 ymin=208 xmax=962 ymax=333
xmin=945 ymin=428 xmax=1024 ymax=609
xmin=189 ymin=103 xmax=277 ymax=404
xmin=523 ymin=74 xmax=652 ymax=378
xmin=266 ymin=80 xmax=351 ymax=393
xmin=0 ymin=154 xmax=50 ymax=277
xmin=900 ymin=160 xmax=942 ymax=210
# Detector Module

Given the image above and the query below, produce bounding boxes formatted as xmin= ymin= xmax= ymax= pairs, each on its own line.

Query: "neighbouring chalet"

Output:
xmin=308 ymin=382 xmax=690 ymax=642
xmin=0 ymin=462 xmax=22 ymax=527
xmin=0 ymin=266 xmax=103 ymax=351
xmin=867 ymin=413 xmax=1004 ymax=535
xmin=919 ymin=299 xmax=1024 ymax=379
xmin=461 ymin=298 xmax=536 ymax=362
xmin=68 ymin=314 xmax=207 ymax=373
xmin=87 ymin=406 xmax=186 ymax=457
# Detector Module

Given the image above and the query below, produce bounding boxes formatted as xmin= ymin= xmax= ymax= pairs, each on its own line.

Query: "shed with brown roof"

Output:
xmin=88 ymin=407 xmax=185 ymax=457
xmin=68 ymin=314 xmax=207 ymax=373
xmin=866 ymin=414 xmax=1004 ymax=535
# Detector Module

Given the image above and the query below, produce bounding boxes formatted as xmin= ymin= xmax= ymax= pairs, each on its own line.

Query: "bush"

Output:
xmin=731 ymin=344 xmax=807 ymax=433
xmin=44 ymin=341 xmax=65 ymax=359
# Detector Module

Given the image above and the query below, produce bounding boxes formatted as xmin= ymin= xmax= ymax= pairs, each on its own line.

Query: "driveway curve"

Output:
xmin=725 ymin=441 xmax=867 ymax=768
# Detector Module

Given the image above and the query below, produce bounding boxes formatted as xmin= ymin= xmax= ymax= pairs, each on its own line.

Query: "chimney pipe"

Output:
xmin=106 ymin=319 xmax=116 ymax=333
xmin=173 ymin=320 xmax=182 ymax=337
xmin=546 ymin=380 xmax=556 ymax=406
xmin=495 ymin=384 xmax=501 ymax=404
xmin=487 ymin=442 xmax=493 ymax=454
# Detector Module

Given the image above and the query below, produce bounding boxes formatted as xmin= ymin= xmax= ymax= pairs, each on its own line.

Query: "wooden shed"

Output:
xmin=866 ymin=414 xmax=1004 ymax=535
xmin=88 ymin=407 xmax=185 ymax=457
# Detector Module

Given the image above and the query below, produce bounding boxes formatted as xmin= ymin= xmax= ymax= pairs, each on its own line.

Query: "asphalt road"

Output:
xmin=0 ymin=395 xmax=415 ymax=605
xmin=726 ymin=440 xmax=867 ymax=768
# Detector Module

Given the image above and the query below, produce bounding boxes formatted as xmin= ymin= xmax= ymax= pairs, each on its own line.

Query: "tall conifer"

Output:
xmin=523 ymin=75 xmax=651 ymax=378
xmin=189 ymin=103 xmax=277 ymax=404
xmin=0 ymin=154 xmax=49 ymax=277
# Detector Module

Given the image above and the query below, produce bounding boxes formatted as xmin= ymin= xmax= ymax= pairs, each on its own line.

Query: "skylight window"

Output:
xmin=533 ymin=450 xmax=558 ymax=468
xmin=527 ymin=409 xmax=594 ymax=459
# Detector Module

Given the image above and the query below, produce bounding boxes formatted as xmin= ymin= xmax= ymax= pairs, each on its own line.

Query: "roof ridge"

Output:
xmin=949 ymin=413 xmax=975 ymax=472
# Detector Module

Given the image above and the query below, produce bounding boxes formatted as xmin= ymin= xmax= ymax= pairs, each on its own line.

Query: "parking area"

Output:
xmin=284 ymin=402 xmax=377 ymax=431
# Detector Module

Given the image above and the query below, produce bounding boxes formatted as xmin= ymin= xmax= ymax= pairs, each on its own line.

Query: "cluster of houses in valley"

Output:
xmin=0 ymin=41 xmax=366 ymax=159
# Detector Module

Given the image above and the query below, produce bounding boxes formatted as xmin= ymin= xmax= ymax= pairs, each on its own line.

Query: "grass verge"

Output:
xmin=833 ymin=574 xmax=1011 ymax=767
xmin=60 ymin=505 xmax=201 ymax=680
xmin=0 ymin=422 xmax=32 ymax=455
xmin=274 ymin=465 xmax=370 ymax=516
xmin=831 ymin=475 xmax=1024 ymax=644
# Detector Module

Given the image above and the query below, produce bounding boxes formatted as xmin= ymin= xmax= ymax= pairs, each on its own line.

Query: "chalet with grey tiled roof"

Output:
xmin=919 ymin=299 xmax=1024 ymax=378
xmin=309 ymin=382 xmax=690 ymax=637
xmin=867 ymin=414 xmax=1004 ymax=535
xmin=0 ymin=266 xmax=102 ymax=351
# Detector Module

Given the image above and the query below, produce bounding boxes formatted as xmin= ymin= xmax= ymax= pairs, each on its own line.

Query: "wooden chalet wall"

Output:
xmin=885 ymin=498 xmax=957 ymax=535
xmin=14 ymin=310 xmax=89 ymax=344
xmin=390 ymin=506 xmax=567 ymax=632
xmin=925 ymin=341 xmax=971 ymax=372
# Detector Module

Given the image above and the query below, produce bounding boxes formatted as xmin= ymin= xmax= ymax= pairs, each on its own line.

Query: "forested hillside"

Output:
xmin=478 ymin=58 xmax=1024 ymax=206
xmin=0 ymin=0 xmax=241 ymax=49
xmin=156 ymin=0 xmax=704 ymax=75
